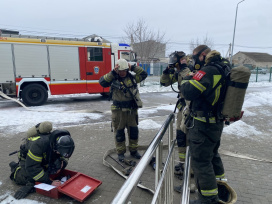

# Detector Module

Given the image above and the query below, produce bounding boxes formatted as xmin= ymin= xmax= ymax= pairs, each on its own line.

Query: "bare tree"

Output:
xmin=123 ymin=19 xmax=167 ymax=63
xmin=189 ymin=34 xmax=214 ymax=53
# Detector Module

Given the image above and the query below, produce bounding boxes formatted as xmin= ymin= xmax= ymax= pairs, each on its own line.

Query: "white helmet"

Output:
xmin=116 ymin=59 xmax=129 ymax=71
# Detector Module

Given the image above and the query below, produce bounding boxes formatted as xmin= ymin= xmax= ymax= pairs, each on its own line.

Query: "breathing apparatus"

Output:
xmin=168 ymin=51 xmax=186 ymax=94
xmin=192 ymin=46 xmax=209 ymax=70
xmin=168 ymin=51 xmax=186 ymax=69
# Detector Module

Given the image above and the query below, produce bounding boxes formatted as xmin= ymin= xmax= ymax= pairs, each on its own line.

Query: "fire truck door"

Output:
xmin=85 ymin=47 xmax=111 ymax=93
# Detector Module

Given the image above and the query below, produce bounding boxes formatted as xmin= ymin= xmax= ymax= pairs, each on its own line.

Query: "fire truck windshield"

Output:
xmin=120 ymin=51 xmax=137 ymax=62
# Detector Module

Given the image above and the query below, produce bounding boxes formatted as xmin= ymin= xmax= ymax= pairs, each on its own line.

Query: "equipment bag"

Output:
xmin=222 ymin=66 xmax=251 ymax=123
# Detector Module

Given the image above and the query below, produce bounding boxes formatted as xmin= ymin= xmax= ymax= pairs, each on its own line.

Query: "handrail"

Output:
xmin=181 ymin=147 xmax=191 ymax=204
xmin=111 ymin=113 xmax=175 ymax=204
xmin=151 ymin=139 xmax=176 ymax=204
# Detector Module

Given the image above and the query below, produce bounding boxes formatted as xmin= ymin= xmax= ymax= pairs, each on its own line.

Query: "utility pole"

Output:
xmin=230 ymin=0 xmax=246 ymax=66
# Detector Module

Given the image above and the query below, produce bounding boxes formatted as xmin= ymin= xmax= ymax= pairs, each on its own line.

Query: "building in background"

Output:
xmin=232 ymin=52 xmax=272 ymax=69
xmin=132 ymin=40 xmax=166 ymax=62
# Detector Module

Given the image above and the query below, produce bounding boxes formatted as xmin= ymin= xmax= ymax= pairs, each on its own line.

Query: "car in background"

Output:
xmin=251 ymin=68 xmax=267 ymax=74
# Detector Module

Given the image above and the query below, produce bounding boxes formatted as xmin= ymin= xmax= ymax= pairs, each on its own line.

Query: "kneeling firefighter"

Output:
xmin=99 ymin=59 xmax=147 ymax=162
xmin=9 ymin=121 xmax=75 ymax=200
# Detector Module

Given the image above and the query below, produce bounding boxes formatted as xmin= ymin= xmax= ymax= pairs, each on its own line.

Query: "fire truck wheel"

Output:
xmin=21 ymin=84 xmax=48 ymax=106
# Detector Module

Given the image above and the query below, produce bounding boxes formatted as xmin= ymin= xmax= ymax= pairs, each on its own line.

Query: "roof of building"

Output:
xmin=237 ymin=52 xmax=272 ymax=62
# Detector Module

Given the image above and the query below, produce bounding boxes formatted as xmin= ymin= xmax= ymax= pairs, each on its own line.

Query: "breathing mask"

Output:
xmin=192 ymin=46 xmax=209 ymax=70
xmin=168 ymin=51 xmax=186 ymax=68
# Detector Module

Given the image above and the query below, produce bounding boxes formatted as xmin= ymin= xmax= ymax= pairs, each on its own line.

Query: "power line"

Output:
xmin=1 ymin=25 xmax=272 ymax=50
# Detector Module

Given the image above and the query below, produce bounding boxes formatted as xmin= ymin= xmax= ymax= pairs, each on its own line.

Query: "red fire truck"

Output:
xmin=0 ymin=35 xmax=137 ymax=106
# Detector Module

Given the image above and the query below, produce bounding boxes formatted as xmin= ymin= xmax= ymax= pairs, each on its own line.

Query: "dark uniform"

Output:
xmin=9 ymin=128 xmax=74 ymax=199
xmin=180 ymin=51 xmax=229 ymax=202
xmin=10 ymin=134 xmax=68 ymax=185
xmin=99 ymin=65 xmax=147 ymax=156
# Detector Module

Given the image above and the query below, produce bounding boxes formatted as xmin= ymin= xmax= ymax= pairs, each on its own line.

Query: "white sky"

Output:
xmin=0 ymin=76 xmax=272 ymax=202
xmin=1 ymin=0 xmax=271 ymax=57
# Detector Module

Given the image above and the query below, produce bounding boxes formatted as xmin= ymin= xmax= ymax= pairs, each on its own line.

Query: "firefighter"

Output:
xmin=180 ymin=46 xmax=229 ymax=204
xmin=160 ymin=51 xmax=191 ymax=173
xmin=99 ymin=59 xmax=147 ymax=162
xmin=9 ymin=124 xmax=75 ymax=200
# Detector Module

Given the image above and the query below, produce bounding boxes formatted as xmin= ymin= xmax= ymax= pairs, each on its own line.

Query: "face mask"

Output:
xmin=192 ymin=54 xmax=204 ymax=70
xmin=192 ymin=46 xmax=209 ymax=70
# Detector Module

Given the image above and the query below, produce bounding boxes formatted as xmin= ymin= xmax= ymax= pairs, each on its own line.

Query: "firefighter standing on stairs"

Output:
xmin=180 ymin=47 xmax=230 ymax=204
xmin=99 ymin=59 xmax=147 ymax=162
xmin=160 ymin=48 xmax=208 ymax=193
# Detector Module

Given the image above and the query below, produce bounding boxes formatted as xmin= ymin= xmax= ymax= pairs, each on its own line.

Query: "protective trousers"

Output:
xmin=112 ymin=109 xmax=139 ymax=154
xmin=10 ymin=165 xmax=29 ymax=185
xmin=176 ymin=106 xmax=189 ymax=162
xmin=188 ymin=119 xmax=224 ymax=199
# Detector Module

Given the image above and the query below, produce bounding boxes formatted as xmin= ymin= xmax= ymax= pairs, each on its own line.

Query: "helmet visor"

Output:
xmin=168 ymin=53 xmax=178 ymax=66
xmin=58 ymin=145 xmax=75 ymax=158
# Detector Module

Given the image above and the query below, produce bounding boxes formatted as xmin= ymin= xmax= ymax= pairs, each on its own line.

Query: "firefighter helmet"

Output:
xmin=55 ymin=135 xmax=75 ymax=158
xmin=116 ymin=59 xmax=129 ymax=71
xmin=168 ymin=51 xmax=186 ymax=67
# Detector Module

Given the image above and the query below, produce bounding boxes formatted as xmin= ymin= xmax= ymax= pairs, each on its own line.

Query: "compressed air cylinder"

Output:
xmin=27 ymin=121 xmax=53 ymax=137
xmin=222 ymin=66 xmax=251 ymax=120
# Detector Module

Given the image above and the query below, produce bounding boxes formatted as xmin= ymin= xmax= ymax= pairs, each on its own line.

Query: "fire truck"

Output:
xmin=0 ymin=35 xmax=137 ymax=106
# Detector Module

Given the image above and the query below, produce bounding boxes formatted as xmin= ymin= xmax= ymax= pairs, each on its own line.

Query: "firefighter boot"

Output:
xmin=190 ymin=193 xmax=219 ymax=204
xmin=130 ymin=151 xmax=141 ymax=159
xmin=174 ymin=162 xmax=184 ymax=175
xmin=118 ymin=154 xmax=125 ymax=163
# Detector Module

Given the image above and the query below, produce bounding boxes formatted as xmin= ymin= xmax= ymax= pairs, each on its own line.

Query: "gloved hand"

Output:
xmin=111 ymin=69 xmax=118 ymax=78
xmin=162 ymin=67 xmax=169 ymax=74
xmin=130 ymin=64 xmax=136 ymax=71
xmin=14 ymin=183 xmax=35 ymax=199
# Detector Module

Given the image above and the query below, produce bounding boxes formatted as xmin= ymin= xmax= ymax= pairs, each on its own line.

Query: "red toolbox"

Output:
xmin=35 ymin=169 xmax=102 ymax=202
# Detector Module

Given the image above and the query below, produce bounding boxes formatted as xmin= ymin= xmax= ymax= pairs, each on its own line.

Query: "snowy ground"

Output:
xmin=0 ymin=76 xmax=271 ymax=203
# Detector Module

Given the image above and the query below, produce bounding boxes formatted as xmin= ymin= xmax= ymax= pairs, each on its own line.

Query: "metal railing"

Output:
xmin=181 ymin=147 xmax=191 ymax=204
xmin=111 ymin=113 xmax=176 ymax=204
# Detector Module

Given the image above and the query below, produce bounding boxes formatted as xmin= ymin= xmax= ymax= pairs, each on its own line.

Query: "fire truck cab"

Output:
xmin=0 ymin=35 xmax=136 ymax=106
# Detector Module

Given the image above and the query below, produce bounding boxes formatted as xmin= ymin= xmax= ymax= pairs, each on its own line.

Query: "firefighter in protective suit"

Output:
xmin=99 ymin=59 xmax=147 ymax=162
xmin=180 ymin=48 xmax=231 ymax=204
xmin=160 ymin=51 xmax=191 ymax=172
xmin=9 ymin=122 xmax=75 ymax=200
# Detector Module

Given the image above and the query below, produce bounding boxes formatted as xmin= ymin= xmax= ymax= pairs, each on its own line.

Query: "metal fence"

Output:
xmin=250 ymin=67 xmax=272 ymax=82
xmin=111 ymin=113 xmax=176 ymax=204
xmin=140 ymin=63 xmax=272 ymax=82
xmin=140 ymin=62 xmax=168 ymax=76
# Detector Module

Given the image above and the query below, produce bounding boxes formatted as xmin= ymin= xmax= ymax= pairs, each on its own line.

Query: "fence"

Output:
xmin=250 ymin=67 xmax=272 ymax=82
xmin=111 ymin=113 xmax=176 ymax=204
xmin=140 ymin=63 xmax=272 ymax=82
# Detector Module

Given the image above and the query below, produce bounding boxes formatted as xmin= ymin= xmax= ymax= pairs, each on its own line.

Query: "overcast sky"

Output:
xmin=1 ymin=0 xmax=271 ymax=57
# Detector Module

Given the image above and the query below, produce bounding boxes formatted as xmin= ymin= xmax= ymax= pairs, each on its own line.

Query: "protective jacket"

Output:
xmin=99 ymin=66 xmax=147 ymax=110
xmin=160 ymin=64 xmax=191 ymax=161
xmin=15 ymin=134 xmax=67 ymax=184
xmin=180 ymin=52 xmax=230 ymax=123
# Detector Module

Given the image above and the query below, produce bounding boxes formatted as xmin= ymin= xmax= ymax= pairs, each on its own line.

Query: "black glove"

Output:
xmin=163 ymin=67 xmax=169 ymax=74
xmin=14 ymin=183 xmax=35 ymax=199
xmin=111 ymin=70 xmax=118 ymax=78
xmin=130 ymin=64 xmax=136 ymax=71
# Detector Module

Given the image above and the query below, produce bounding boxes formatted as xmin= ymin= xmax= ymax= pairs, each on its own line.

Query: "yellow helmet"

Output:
xmin=217 ymin=180 xmax=237 ymax=204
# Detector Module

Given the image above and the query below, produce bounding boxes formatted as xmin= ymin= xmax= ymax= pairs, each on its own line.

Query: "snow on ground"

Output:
xmin=0 ymin=76 xmax=271 ymax=203
xmin=139 ymin=119 xmax=162 ymax=130
xmin=223 ymin=120 xmax=262 ymax=138
xmin=0 ymin=193 xmax=45 ymax=204
xmin=0 ymin=106 xmax=102 ymax=135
